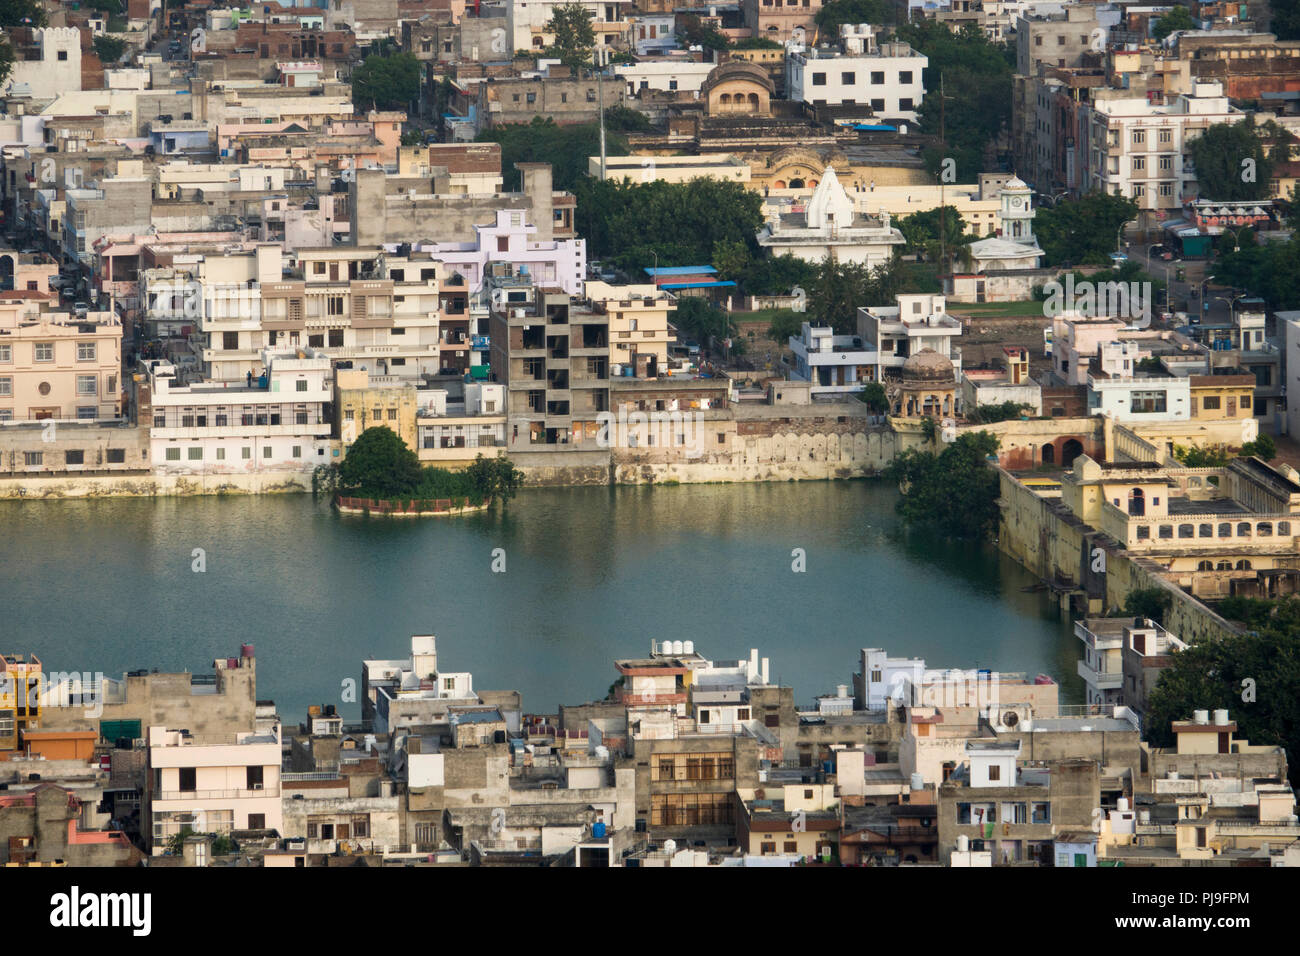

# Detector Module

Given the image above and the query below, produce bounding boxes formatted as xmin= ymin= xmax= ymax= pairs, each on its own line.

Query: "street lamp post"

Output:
xmin=1116 ymin=219 xmax=1135 ymax=255
xmin=1147 ymin=243 xmax=1171 ymax=310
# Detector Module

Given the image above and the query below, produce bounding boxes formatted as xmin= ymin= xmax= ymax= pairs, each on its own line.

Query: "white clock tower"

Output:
xmin=1000 ymin=176 xmax=1036 ymax=246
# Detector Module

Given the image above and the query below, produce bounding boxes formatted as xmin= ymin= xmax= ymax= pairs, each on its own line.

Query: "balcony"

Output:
xmin=156 ymin=787 xmax=279 ymax=801
xmin=1077 ymin=660 xmax=1123 ymax=690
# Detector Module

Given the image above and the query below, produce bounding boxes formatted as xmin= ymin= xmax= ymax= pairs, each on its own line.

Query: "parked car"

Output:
xmin=73 ymin=301 xmax=89 ymax=316
xmin=682 ymin=340 xmax=700 ymax=355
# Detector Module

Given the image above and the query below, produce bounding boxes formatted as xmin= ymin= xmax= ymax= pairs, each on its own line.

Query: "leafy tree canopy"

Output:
xmin=678 ymin=13 xmax=729 ymax=51
xmin=884 ymin=430 xmax=1001 ymax=538
xmin=1034 ymin=191 xmax=1139 ymax=266
xmin=1145 ymin=596 xmax=1300 ymax=786
xmin=815 ymin=0 xmax=894 ymax=33
xmin=351 ymin=51 xmax=420 ymax=111
xmin=1187 ymin=120 xmax=1278 ymax=202
xmin=547 ymin=2 xmax=596 ymax=74
xmin=478 ymin=116 xmax=629 ymax=192
xmin=93 ymin=35 xmax=129 ymax=64
xmin=804 ymin=255 xmax=905 ymax=335
xmin=574 ymin=176 xmax=763 ymax=271
xmin=1152 ymin=4 xmax=1196 ymax=40
xmin=339 ymin=427 xmax=423 ymax=498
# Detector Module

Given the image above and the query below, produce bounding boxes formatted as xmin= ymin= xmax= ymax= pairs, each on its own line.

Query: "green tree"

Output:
xmin=898 ymin=206 xmax=971 ymax=264
xmin=351 ymin=51 xmax=420 ymax=111
xmin=672 ymin=296 xmax=732 ymax=344
xmin=338 ymin=427 xmax=423 ymax=498
xmin=1122 ymin=586 xmax=1173 ymax=625
xmin=1173 ymin=444 xmax=1230 ymax=468
xmin=678 ymin=14 xmax=729 ymax=51
xmin=547 ymin=2 xmax=596 ymax=74
xmin=1277 ymin=0 xmax=1300 ymax=41
xmin=0 ymin=0 xmax=47 ymax=26
xmin=733 ymin=37 xmax=782 ymax=50
xmin=965 ymin=401 xmax=1030 ymax=424
xmin=1187 ymin=120 xmax=1274 ymax=202
xmin=92 ymin=35 xmax=128 ymax=64
xmin=815 ymin=0 xmax=893 ymax=33
xmin=766 ymin=308 xmax=805 ymax=343
xmin=746 ymin=254 xmax=818 ymax=297
xmin=1240 ymin=434 xmax=1277 ymax=461
xmin=478 ymin=116 xmax=629 ymax=192
xmin=805 ymin=255 xmax=904 ymax=334
xmin=884 ymin=430 xmax=1001 ymax=538
xmin=1152 ymin=4 xmax=1196 ymax=40
xmin=602 ymin=104 xmax=654 ymax=133
xmin=466 ymin=454 xmax=524 ymax=505
xmin=0 ymin=37 xmax=13 ymax=88
xmin=711 ymin=238 xmax=751 ymax=284
xmin=860 ymin=381 xmax=888 ymax=413
xmin=574 ymin=177 xmax=764 ymax=271
xmin=896 ymin=22 xmax=1014 ymax=183
xmin=1034 ymin=191 xmax=1139 ymax=266
xmin=1145 ymin=596 xmax=1300 ymax=786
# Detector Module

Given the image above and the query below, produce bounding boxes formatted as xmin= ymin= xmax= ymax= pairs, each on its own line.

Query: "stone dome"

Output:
xmin=901 ymin=348 xmax=955 ymax=385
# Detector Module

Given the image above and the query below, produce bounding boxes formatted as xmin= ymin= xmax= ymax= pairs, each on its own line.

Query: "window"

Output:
xmin=242 ymin=447 xmax=252 ymax=459
xmin=222 ymin=332 xmax=239 ymax=350
xmin=76 ymin=375 xmax=97 ymax=396
xmin=263 ymin=447 xmax=272 ymax=458
xmin=34 ymin=342 xmax=53 ymax=362
xmin=812 ymin=72 xmax=826 ymax=86
xmin=216 ymin=448 xmax=225 ymax=460
xmin=328 ymin=329 xmax=344 ymax=347
xmin=988 ymin=765 xmax=1000 ymax=781
xmin=178 ymin=768 xmax=196 ymax=792
xmin=1136 ymin=525 xmax=1150 ymax=540
xmin=784 ymin=841 xmax=798 ymax=853
xmin=900 ymin=71 xmax=913 ymax=84
xmin=1132 ymin=156 xmax=1145 ymax=172
xmin=388 ymin=408 xmax=398 ymax=420
xmin=65 ymin=449 xmax=84 ymax=465
xmin=246 ymin=766 xmax=263 ymax=789
xmin=870 ymin=71 xmax=884 ymax=84
xmin=1201 ymin=396 xmax=1220 ymax=410
xmin=0 ymin=378 xmax=9 ymax=396
xmin=247 ymin=814 xmax=265 ymax=830
xmin=106 ymin=448 xmax=124 ymax=463
xmin=292 ymin=446 xmax=302 ymax=458
xmin=0 ymin=345 xmax=8 ymax=362
xmin=296 ymin=380 xmax=308 ymax=392
xmin=328 ymin=297 xmax=344 ymax=316
xmin=1132 ymin=129 xmax=1146 ymax=146
xmin=842 ymin=72 xmax=855 ymax=84
xmin=187 ymin=447 xmax=202 ymax=460
xmin=165 ymin=447 xmax=181 ymax=461
xmin=77 ymin=342 xmax=97 ymax=361
xmin=1130 ymin=390 xmax=1167 ymax=414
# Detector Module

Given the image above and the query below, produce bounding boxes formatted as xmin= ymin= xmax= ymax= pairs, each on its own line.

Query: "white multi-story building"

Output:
xmin=187 ymin=244 xmax=450 ymax=382
xmin=787 ymin=25 xmax=927 ymax=122
xmin=146 ymin=347 xmax=333 ymax=474
xmin=857 ymin=293 xmax=963 ymax=379
xmin=1082 ymin=82 xmax=1242 ymax=231
xmin=615 ymin=57 xmax=713 ymax=97
xmin=757 ymin=167 xmax=905 ymax=268
xmin=145 ymin=724 xmax=283 ymax=853
xmin=410 ymin=208 xmax=587 ymax=297
xmin=787 ymin=322 xmax=879 ymax=397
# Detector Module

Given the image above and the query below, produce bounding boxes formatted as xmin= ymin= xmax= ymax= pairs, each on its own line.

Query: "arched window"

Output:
xmin=1237 ymin=522 xmax=1252 ymax=537
xmin=1197 ymin=560 xmax=1213 ymax=571
xmin=1218 ymin=522 xmax=1232 ymax=537
xmin=1236 ymin=559 xmax=1252 ymax=571
xmin=789 ymin=177 xmax=805 ymax=189
xmin=1178 ymin=524 xmax=1194 ymax=538
xmin=1198 ymin=523 xmax=1213 ymax=538
xmin=748 ymin=92 xmax=760 ymax=109
xmin=719 ymin=93 xmax=732 ymax=105
xmin=1127 ymin=487 xmax=1145 ymax=516
xmin=1258 ymin=522 xmax=1273 ymax=536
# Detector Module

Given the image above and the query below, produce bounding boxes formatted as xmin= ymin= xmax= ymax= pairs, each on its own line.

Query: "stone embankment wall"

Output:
xmin=0 ymin=470 xmax=315 ymax=499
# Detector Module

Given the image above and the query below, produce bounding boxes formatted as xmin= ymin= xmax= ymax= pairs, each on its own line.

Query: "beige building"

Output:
xmin=586 ymin=281 xmax=674 ymax=379
xmin=335 ymin=367 xmax=419 ymax=452
xmin=0 ymin=301 xmax=123 ymax=422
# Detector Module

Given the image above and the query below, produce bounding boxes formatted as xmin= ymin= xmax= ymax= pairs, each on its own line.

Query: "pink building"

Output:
xmin=0 ymin=298 xmax=123 ymax=422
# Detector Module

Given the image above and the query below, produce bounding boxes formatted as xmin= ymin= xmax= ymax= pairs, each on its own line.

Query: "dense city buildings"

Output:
xmin=0 ymin=0 xmax=1297 ymax=913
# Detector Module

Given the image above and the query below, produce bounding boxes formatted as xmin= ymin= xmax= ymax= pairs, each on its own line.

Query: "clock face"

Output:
xmin=1011 ymin=197 xmax=1023 ymax=209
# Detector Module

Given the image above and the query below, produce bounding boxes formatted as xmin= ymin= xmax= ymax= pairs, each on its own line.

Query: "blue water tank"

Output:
xmin=593 ymin=822 xmax=606 ymax=838
xmin=822 ymin=760 xmax=834 ymax=774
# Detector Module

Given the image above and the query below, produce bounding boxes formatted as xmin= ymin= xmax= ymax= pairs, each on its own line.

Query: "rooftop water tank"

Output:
xmin=956 ymin=835 xmax=969 ymax=852
xmin=240 ymin=643 xmax=255 ymax=658
xmin=1213 ymin=709 xmax=1230 ymax=726
xmin=910 ymin=772 xmax=924 ymax=791
xmin=1193 ymin=709 xmax=1209 ymax=724
xmin=672 ymin=640 xmax=684 ymax=655
xmin=682 ymin=641 xmax=694 ymax=655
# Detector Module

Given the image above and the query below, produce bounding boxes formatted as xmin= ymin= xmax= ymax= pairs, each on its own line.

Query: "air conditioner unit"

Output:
xmin=252 ymin=782 xmax=264 ymax=790
xmin=988 ymin=703 xmax=1032 ymax=733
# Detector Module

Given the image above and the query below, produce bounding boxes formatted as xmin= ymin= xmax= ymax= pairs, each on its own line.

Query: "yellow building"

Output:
xmin=334 ymin=368 xmax=418 ymax=452
xmin=586 ymin=281 xmax=674 ymax=379
xmin=1188 ymin=374 xmax=1256 ymax=422
xmin=0 ymin=653 xmax=42 ymax=751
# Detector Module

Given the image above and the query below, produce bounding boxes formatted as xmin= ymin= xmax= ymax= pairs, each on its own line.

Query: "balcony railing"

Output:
xmin=156 ymin=787 xmax=279 ymax=801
